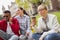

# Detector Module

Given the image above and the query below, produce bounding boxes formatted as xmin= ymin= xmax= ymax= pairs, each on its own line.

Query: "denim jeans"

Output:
xmin=44 ymin=33 xmax=60 ymax=40
xmin=32 ymin=33 xmax=42 ymax=40
xmin=0 ymin=30 xmax=18 ymax=40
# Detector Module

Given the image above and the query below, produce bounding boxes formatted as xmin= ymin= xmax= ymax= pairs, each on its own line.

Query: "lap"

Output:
xmin=44 ymin=33 xmax=60 ymax=40
xmin=32 ymin=33 xmax=42 ymax=40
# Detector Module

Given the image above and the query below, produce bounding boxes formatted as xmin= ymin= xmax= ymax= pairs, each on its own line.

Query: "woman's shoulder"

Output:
xmin=24 ymin=15 xmax=30 ymax=18
xmin=14 ymin=15 xmax=20 ymax=18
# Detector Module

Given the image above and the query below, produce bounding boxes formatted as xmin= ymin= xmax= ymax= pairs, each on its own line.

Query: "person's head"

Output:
xmin=17 ymin=7 xmax=28 ymax=16
xmin=3 ymin=10 xmax=11 ymax=21
xmin=37 ymin=4 xmax=48 ymax=17
xmin=31 ymin=16 xmax=36 ymax=25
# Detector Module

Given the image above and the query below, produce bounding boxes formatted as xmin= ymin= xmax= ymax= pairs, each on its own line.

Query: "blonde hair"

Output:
xmin=37 ymin=4 xmax=47 ymax=11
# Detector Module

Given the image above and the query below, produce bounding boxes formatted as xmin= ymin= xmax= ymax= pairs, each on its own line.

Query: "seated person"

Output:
xmin=32 ymin=4 xmax=60 ymax=40
xmin=30 ymin=16 xmax=37 ymax=33
xmin=0 ymin=10 xmax=20 ymax=40
xmin=28 ymin=16 xmax=38 ymax=40
xmin=15 ymin=7 xmax=30 ymax=40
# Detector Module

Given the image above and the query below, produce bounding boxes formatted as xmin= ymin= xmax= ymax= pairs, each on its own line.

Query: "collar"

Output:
xmin=18 ymin=15 xmax=26 ymax=18
xmin=42 ymin=14 xmax=49 ymax=22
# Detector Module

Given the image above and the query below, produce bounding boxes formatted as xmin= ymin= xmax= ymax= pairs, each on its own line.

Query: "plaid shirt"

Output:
xmin=15 ymin=15 xmax=30 ymax=35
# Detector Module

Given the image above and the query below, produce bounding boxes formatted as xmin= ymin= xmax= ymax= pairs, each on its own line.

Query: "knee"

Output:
xmin=0 ymin=30 xmax=4 ymax=33
xmin=12 ymin=35 xmax=18 ymax=38
xmin=44 ymin=35 xmax=52 ymax=40
xmin=9 ymin=35 xmax=18 ymax=40
xmin=32 ymin=33 xmax=37 ymax=38
xmin=32 ymin=33 xmax=41 ymax=39
xmin=44 ymin=33 xmax=57 ymax=40
xmin=19 ymin=35 xmax=27 ymax=40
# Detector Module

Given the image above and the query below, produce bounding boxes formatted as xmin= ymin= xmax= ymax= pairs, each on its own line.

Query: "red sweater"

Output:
xmin=0 ymin=18 xmax=20 ymax=40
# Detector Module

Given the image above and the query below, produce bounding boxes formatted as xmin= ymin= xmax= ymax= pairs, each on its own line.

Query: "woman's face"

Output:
xmin=17 ymin=8 xmax=23 ymax=15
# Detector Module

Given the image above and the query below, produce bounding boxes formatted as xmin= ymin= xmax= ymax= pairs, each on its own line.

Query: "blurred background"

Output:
xmin=0 ymin=0 xmax=60 ymax=23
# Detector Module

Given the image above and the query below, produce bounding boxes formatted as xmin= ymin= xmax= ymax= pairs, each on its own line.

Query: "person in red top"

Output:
xmin=0 ymin=10 xmax=20 ymax=40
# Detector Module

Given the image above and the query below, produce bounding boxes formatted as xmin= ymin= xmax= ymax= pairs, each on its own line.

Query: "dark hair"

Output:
xmin=19 ymin=7 xmax=23 ymax=10
xmin=31 ymin=16 xmax=36 ymax=19
xmin=19 ymin=7 xmax=28 ymax=16
xmin=23 ymin=10 xmax=28 ymax=15
xmin=3 ymin=10 xmax=11 ymax=15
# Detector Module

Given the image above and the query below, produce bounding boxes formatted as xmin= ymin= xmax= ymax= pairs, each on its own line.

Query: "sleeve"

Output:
xmin=0 ymin=21 xmax=2 ymax=30
xmin=52 ymin=16 xmax=59 ymax=29
xmin=26 ymin=16 xmax=31 ymax=33
xmin=10 ymin=18 xmax=20 ymax=36
xmin=0 ymin=20 xmax=5 ymax=30
xmin=36 ymin=18 xmax=43 ymax=33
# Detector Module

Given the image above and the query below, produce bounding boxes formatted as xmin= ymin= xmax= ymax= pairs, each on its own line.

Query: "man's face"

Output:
xmin=3 ymin=13 xmax=11 ymax=21
xmin=38 ymin=7 xmax=47 ymax=16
